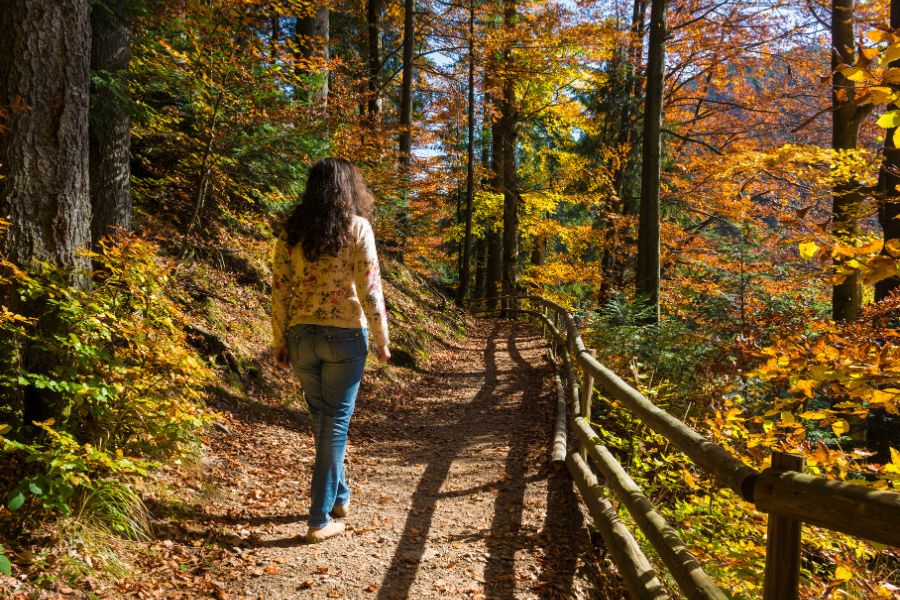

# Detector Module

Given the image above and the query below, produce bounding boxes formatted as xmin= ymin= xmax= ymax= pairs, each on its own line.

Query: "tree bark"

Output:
xmin=366 ymin=0 xmax=383 ymax=118
xmin=876 ymin=1 xmax=900 ymax=301
xmin=295 ymin=4 xmax=329 ymax=106
xmin=0 ymin=0 xmax=92 ymax=426
xmin=398 ymin=0 xmax=415 ymax=166
xmin=831 ymin=0 xmax=864 ymax=320
xmin=0 ymin=0 xmax=92 ymax=280
xmin=457 ymin=0 xmax=476 ymax=305
xmin=635 ymin=0 xmax=666 ymax=322
xmin=90 ymin=0 xmax=133 ymax=248
xmin=499 ymin=0 xmax=519 ymax=312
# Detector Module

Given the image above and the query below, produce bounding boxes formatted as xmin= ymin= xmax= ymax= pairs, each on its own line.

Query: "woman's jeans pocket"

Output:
xmin=325 ymin=329 xmax=368 ymax=363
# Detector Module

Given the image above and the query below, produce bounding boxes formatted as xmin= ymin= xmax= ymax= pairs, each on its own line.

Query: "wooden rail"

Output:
xmin=473 ymin=295 xmax=900 ymax=600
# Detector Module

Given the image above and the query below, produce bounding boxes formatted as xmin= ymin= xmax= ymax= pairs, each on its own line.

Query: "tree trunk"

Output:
xmin=295 ymin=4 xmax=329 ymax=106
xmin=366 ymin=0 xmax=383 ymax=117
xmin=831 ymin=0 xmax=864 ymax=320
xmin=0 ymin=0 xmax=92 ymax=427
xmin=457 ymin=0 xmax=476 ymax=305
xmin=487 ymin=105 xmax=504 ymax=309
xmin=188 ymin=90 xmax=224 ymax=235
xmin=876 ymin=1 xmax=900 ymax=301
xmin=474 ymin=237 xmax=486 ymax=299
xmin=398 ymin=0 xmax=415 ymax=165
xmin=499 ymin=0 xmax=518 ymax=312
xmin=531 ymin=236 xmax=546 ymax=266
xmin=486 ymin=229 xmax=502 ymax=307
xmin=90 ymin=0 xmax=132 ymax=248
xmin=601 ymin=0 xmax=646 ymax=301
xmin=0 ymin=0 xmax=92 ymax=279
xmin=635 ymin=0 xmax=666 ymax=322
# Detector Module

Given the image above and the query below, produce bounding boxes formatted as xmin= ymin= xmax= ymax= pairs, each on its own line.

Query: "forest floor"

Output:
xmin=120 ymin=320 xmax=621 ymax=599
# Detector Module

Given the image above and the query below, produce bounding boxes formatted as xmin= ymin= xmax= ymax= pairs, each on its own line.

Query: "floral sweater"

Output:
xmin=271 ymin=216 xmax=390 ymax=351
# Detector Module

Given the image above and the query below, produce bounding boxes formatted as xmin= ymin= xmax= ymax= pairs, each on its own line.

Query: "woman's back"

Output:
xmin=271 ymin=215 xmax=389 ymax=350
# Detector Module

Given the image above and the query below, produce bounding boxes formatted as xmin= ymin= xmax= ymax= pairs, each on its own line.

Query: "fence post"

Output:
xmin=580 ymin=365 xmax=594 ymax=460
xmin=762 ymin=451 xmax=805 ymax=600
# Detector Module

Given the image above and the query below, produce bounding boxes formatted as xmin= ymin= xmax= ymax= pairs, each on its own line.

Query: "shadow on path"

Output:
xmin=376 ymin=323 xmax=558 ymax=600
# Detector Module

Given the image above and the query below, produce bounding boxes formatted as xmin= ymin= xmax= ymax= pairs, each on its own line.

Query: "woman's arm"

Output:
xmin=354 ymin=220 xmax=390 ymax=352
xmin=271 ymin=235 xmax=293 ymax=353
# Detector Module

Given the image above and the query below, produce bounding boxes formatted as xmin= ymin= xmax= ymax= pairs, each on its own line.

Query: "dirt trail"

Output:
xmin=156 ymin=321 xmax=618 ymax=599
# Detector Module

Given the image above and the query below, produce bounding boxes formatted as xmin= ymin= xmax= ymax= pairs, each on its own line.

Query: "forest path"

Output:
xmin=191 ymin=320 xmax=614 ymax=599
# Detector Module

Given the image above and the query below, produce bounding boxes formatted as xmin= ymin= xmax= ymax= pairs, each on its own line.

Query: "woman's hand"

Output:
xmin=274 ymin=346 xmax=290 ymax=369
xmin=375 ymin=345 xmax=391 ymax=364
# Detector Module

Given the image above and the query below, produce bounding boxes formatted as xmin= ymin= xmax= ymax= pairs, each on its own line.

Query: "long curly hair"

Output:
xmin=284 ymin=158 xmax=374 ymax=262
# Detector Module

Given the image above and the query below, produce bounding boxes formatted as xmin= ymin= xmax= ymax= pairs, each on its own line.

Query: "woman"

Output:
xmin=271 ymin=158 xmax=390 ymax=543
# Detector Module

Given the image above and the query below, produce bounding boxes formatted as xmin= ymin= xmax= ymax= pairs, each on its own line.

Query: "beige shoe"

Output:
xmin=305 ymin=520 xmax=345 ymax=543
xmin=331 ymin=501 xmax=349 ymax=518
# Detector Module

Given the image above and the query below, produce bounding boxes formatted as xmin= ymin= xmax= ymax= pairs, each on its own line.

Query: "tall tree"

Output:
xmin=486 ymin=83 xmax=502 ymax=307
xmin=876 ymin=1 xmax=900 ymax=301
xmin=457 ymin=0 xmax=476 ymax=304
xmin=90 ymin=0 xmax=133 ymax=247
xmin=599 ymin=0 xmax=647 ymax=300
xmin=831 ymin=0 xmax=866 ymax=320
xmin=0 ymin=0 xmax=92 ymax=279
xmin=398 ymin=0 xmax=415 ymax=164
xmin=295 ymin=3 xmax=330 ymax=106
xmin=499 ymin=0 xmax=519 ymax=309
xmin=0 ymin=0 xmax=92 ymax=426
xmin=366 ymin=0 xmax=384 ymax=117
xmin=635 ymin=0 xmax=666 ymax=322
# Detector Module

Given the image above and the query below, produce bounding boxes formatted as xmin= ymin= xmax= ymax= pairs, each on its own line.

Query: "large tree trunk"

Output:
xmin=635 ymin=0 xmax=666 ymax=322
xmin=499 ymin=0 xmax=518 ymax=312
xmin=366 ymin=0 xmax=383 ymax=118
xmin=831 ymin=0 xmax=864 ymax=320
xmin=0 ymin=0 xmax=92 ymax=278
xmin=0 ymin=0 xmax=92 ymax=427
xmin=457 ymin=0 xmax=476 ymax=305
xmin=295 ymin=4 xmax=329 ymax=106
xmin=398 ymin=0 xmax=415 ymax=165
xmin=90 ymin=0 xmax=133 ymax=248
xmin=876 ymin=1 xmax=900 ymax=301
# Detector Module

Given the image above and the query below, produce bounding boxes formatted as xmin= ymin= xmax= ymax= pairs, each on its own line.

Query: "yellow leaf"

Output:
xmin=891 ymin=447 xmax=900 ymax=467
xmin=780 ymin=411 xmax=796 ymax=424
xmin=0 ymin=424 xmax=10 ymax=435
xmin=842 ymin=66 xmax=869 ymax=82
xmin=832 ymin=419 xmax=850 ymax=436
xmin=878 ymin=110 xmax=900 ymax=129
xmin=799 ymin=241 xmax=819 ymax=260
xmin=794 ymin=379 xmax=816 ymax=398
xmin=884 ymin=44 xmax=900 ymax=65
xmin=886 ymin=239 xmax=900 ymax=257
xmin=863 ymin=255 xmax=898 ymax=285
xmin=867 ymin=30 xmax=891 ymax=44
xmin=835 ymin=565 xmax=853 ymax=581
xmin=799 ymin=410 xmax=827 ymax=420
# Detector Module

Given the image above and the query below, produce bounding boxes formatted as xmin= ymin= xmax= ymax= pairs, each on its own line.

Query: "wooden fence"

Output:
xmin=473 ymin=295 xmax=900 ymax=600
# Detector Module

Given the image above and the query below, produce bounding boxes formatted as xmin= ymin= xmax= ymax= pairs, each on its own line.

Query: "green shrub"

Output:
xmin=0 ymin=225 xmax=212 ymax=520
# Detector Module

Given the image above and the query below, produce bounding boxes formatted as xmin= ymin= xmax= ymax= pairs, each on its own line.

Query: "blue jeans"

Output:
xmin=286 ymin=324 xmax=368 ymax=528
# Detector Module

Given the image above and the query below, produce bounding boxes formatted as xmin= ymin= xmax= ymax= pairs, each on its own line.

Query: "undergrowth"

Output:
xmin=583 ymin=293 xmax=900 ymax=599
xmin=0 ymin=225 xmax=212 ymax=584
